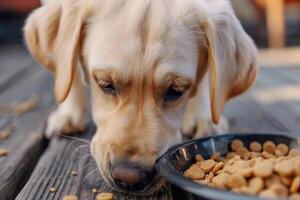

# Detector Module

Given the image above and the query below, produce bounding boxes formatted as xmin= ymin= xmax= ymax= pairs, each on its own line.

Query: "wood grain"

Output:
xmin=16 ymin=123 xmax=172 ymax=200
xmin=0 ymin=44 xmax=55 ymax=199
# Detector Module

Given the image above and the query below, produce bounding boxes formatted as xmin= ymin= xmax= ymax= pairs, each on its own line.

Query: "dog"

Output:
xmin=24 ymin=0 xmax=257 ymax=195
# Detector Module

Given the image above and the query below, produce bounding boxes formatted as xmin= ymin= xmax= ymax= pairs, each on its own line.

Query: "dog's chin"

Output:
xmin=102 ymin=171 xmax=166 ymax=196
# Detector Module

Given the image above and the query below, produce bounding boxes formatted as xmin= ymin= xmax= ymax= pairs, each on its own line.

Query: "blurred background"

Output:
xmin=0 ymin=0 xmax=300 ymax=47
xmin=1 ymin=0 xmax=300 ymax=48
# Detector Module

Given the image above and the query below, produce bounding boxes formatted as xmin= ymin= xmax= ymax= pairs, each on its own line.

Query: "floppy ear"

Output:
xmin=24 ymin=0 xmax=90 ymax=102
xmin=197 ymin=3 xmax=258 ymax=124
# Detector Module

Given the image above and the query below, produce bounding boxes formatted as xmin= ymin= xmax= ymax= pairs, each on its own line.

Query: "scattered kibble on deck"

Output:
xmin=49 ymin=187 xmax=56 ymax=193
xmin=92 ymin=188 xmax=97 ymax=193
xmin=96 ymin=192 xmax=113 ymax=200
xmin=0 ymin=125 xmax=13 ymax=140
xmin=71 ymin=170 xmax=77 ymax=176
xmin=12 ymin=96 xmax=39 ymax=116
xmin=0 ymin=148 xmax=8 ymax=157
xmin=63 ymin=195 xmax=78 ymax=200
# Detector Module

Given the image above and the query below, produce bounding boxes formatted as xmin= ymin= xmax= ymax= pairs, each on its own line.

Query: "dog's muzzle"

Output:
xmin=110 ymin=161 xmax=157 ymax=191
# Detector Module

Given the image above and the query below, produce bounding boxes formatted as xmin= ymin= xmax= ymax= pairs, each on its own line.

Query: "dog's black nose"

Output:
xmin=111 ymin=162 xmax=156 ymax=191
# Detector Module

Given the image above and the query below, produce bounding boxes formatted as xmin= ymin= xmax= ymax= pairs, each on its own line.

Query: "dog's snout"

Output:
xmin=111 ymin=162 xmax=155 ymax=191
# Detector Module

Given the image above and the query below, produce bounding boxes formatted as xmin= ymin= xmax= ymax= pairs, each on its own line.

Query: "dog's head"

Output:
xmin=24 ymin=0 xmax=257 ymax=194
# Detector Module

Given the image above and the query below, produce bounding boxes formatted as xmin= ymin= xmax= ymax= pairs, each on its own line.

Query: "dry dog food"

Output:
xmin=12 ymin=96 xmax=38 ymax=116
xmin=49 ymin=187 xmax=56 ymax=193
xmin=96 ymin=192 xmax=113 ymax=200
xmin=70 ymin=170 xmax=77 ymax=176
xmin=184 ymin=139 xmax=300 ymax=199
xmin=0 ymin=124 xmax=13 ymax=140
xmin=63 ymin=195 xmax=78 ymax=200
xmin=0 ymin=148 xmax=8 ymax=157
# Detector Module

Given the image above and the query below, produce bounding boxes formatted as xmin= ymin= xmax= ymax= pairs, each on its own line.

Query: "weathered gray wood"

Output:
xmin=16 ymin=123 xmax=172 ymax=200
xmin=225 ymin=67 xmax=300 ymax=137
xmin=0 ymin=44 xmax=55 ymax=200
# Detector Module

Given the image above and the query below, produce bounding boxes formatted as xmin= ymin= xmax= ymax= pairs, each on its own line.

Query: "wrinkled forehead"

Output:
xmin=84 ymin=0 xmax=198 ymax=81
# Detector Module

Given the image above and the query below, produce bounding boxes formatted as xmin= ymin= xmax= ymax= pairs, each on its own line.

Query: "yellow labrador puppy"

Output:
xmin=24 ymin=0 xmax=257 ymax=194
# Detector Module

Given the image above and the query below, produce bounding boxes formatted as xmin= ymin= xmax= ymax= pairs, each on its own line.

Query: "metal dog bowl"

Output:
xmin=157 ymin=133 xmax=300 ymax=200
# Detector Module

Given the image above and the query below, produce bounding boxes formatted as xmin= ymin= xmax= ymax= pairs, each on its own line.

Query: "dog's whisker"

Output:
xmin=57 ymin=133 xmax=91 ymax=144
xmin=77 ymin=153 xmax=93 ymax=168
xmin=70 ymin=144 xmax=90 ymax=164
xmin=79 ymin=167 xmax=99 ymax=193
xmin=79 ymin=162 xmax=97 ymax=171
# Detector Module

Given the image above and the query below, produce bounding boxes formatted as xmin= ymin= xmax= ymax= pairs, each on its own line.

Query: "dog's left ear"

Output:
xmin=24 ymin=0 xmax=90 ymax=102
xmin=195 ymin=3 xmax=258 ymax=124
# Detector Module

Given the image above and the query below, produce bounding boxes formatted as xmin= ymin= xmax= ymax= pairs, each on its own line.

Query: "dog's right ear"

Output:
xmin=24 ymin=0 xmax=90 ymax=102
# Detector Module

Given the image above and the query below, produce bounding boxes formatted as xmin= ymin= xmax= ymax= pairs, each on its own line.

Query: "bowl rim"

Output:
xmin=156 ymin=132 xmax=299 ymax=200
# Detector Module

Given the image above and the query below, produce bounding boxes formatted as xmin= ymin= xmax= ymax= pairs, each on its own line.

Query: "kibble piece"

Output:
xmin=71 ymin=170 xmax=77 ymax=176
xmin=248 ymin=157 xmax=263 ymax=167
xmin=275 ymin=149 xmax=285 ymax=157
xmin=92 ymin=188 xmax=98 ymax=193
xmin=269 ymin=183 xmax=288 ymax=198
xmin=290 ymin=193 xmax=300 ymax=200
xmin=265 ymin=175 xmax=281 ymax=188
xmin=96 ymin=193 xmax=113 ymax=200
xmin=250 ymin=141 xmax=262 ymax=152
xmin=277 ymin=143 xmax=289 ymax=156
xmin=280 ymin=175 xmax=292 ymax=186
xmin=12 ymin=96 xmax=39 ymax=116
xmin=250 ymin=152 xmax=261 ymax=159
xmin=199 ymin=159 xmax=217 ymax=173
xmin=226 ymin=155 xmax=241 ymax=166
xmin=241 ymin=168 xmax=253 ymax=178
xmin=263 ymin=141 xmax=276 ymax=154
xmin=211 ymin=173 xmax=230 ymax=189
xmin=228 ymin=173 xmax=247 ymax=189
xmin=212 ymin=162 xmax=224 ymax=174
xmin=249 ymin=177 xmax=264 ymax=194
xmin=205 ymin=171 xmax=214 ymax=182
xmin=184 ymin=164 xmax=205 ymax=180
xmin=274 ymin=160 xmax=294 ymax=176
xmin=261 ymin=151 xmax=274 ymax=159
xmin=231 ymin=139 xmax=244 ymax=152
xmin=253 ymin=160 xmax=273 ymax=178
xmin=226 ymin=152 xmax=236 ymax=160
xmin=0 ymin=148 xmax=8 ymax=157
xmin=289 ymin=149 xmax=300 ymax=157
xmin=63 ymin=195 xmax=78 ymax=200
xmin=195 ymin=179 xmax=209 ymax=185
xmin=195 ymin=154 xmax=204 ymax=162
xmin=237 ymin=186 xmax=257 ymax=195
xmin=49 ymin=187 xmax=56 ymax=192
xmin=259 ymin=189 xmax=277 ymax=198
xmin=223 ymin=160 xmax=248 ymax=174
xmin=236 ymin=147 xmax=249 ymax=158
xmin=210 ymin=152 xmax=220 ymax=161
xmin=0 ymin=125 xmax=13 ymax=140
xmin=290 ymin=177 xmax=300 ymax=193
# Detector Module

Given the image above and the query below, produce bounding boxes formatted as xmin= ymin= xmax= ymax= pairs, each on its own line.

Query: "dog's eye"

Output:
xmin=98 ymin=81 xmax=116 ymax=95
xmin=164 ymin=86 xmax=184 ymax=102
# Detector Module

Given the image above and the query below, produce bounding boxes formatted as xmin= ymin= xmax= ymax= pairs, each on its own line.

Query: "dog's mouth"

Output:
xmin=97 ymin=157 xmax=165 ymax=195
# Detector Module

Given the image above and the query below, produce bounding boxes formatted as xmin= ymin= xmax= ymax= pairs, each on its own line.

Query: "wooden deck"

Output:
xmin=1 ymin=44 xmax=300 ymax=200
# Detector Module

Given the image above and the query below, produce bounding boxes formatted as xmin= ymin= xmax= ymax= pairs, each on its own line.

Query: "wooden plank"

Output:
xmin=225 ymin=66 xmax=300 ymax=136
xmin=0 ymin=45 xmax=55 ymax=199
xmin=16 ymin=123 xmax=172 ymax=200
xmin=0 ymin=44 xmax=33 ymax=92
xmin=266 ymin=0 xmax=285 ymax=48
